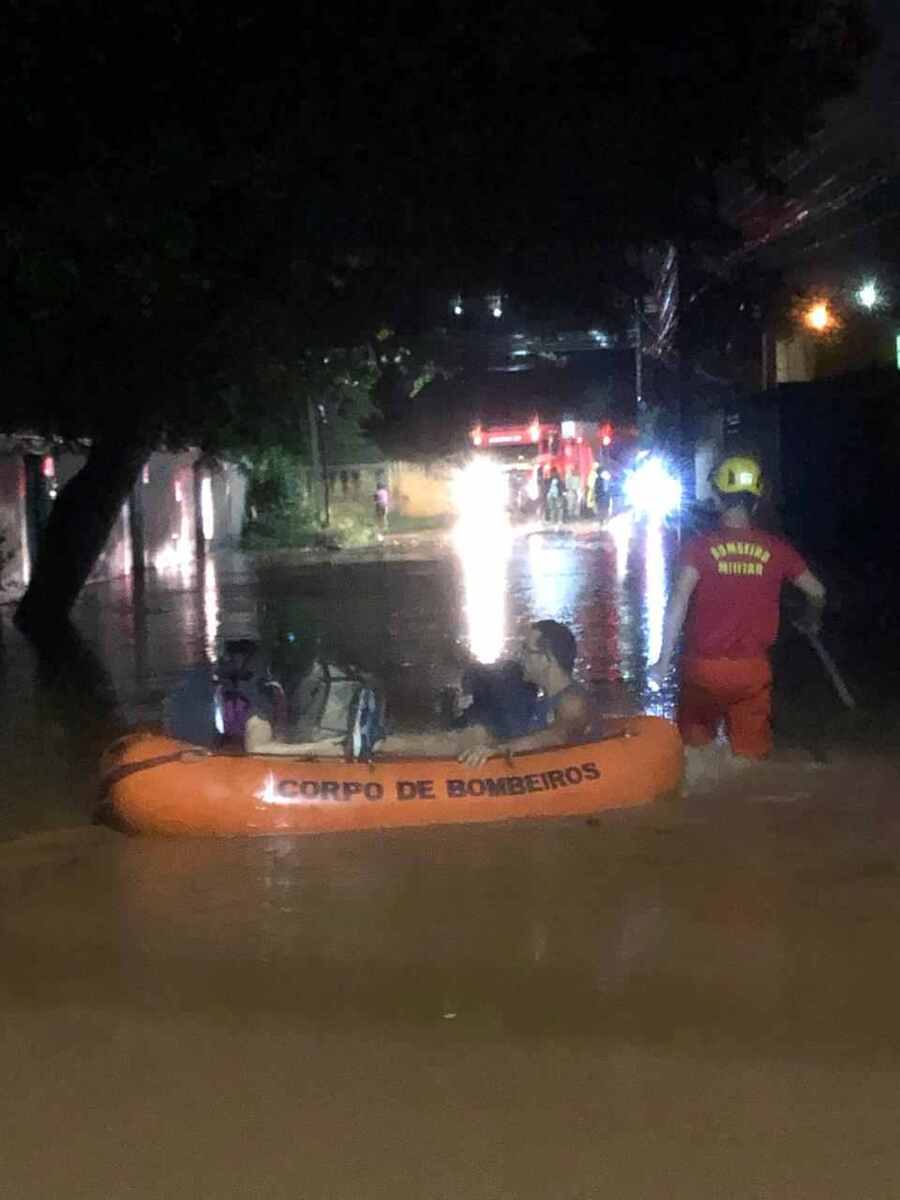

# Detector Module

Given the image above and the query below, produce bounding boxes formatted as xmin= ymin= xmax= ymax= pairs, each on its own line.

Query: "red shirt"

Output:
xmin=680 ymin=527 xmax=808 ymax=661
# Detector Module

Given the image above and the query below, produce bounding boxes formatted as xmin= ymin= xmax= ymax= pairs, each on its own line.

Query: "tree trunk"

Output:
xmin=14 ymin=432 xmax=150 ymax=638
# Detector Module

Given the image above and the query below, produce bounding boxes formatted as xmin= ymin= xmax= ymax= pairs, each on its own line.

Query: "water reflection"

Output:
xmin=202 ymin=555 xmax=219 ymax=663
xmin=454 ymin=523 xmax=511 ymax=663
xmin=526 ymin=534 xmax=579 ymax=622
xmin=640 ymin=518 xmax=675 ymax=717
xmin=452 ymin=461 xmax=512 ymax=664
xmin=607 ymin=512 xmax=633 ymax=583
xmin=643 ymin=519 xmax=667 ymax=665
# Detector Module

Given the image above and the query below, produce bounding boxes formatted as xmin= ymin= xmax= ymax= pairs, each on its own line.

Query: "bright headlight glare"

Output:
xmin=624 ymin=457 xmax=682 ymax=519
xmin=453 ymin=458 xmax=510 ymax=525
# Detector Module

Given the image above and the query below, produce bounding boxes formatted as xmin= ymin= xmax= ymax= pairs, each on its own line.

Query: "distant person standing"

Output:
xmin=545 ymin=470 xmax=563 ymax=525
xmin=565 ymin=471 xmax=582 ymax=521
xmin=585 ymin=462 xmax=599 ymax=516
xmin=650 ymin=456 xmax=826 ymax=762
xmin=374 ymin=477 xmax=390 ymax=530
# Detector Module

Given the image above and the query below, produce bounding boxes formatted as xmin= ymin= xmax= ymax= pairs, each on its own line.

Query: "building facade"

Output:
xmin=0 ymin=440 xmax=246 ymax=600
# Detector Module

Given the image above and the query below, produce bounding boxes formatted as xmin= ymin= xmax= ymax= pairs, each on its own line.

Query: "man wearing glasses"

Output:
xmin=377 ymin=619 xmax=599 ymax=766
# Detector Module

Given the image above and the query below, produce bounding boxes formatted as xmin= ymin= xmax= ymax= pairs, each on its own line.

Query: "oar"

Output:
xmin=794 ymin=624 xmax=856 ymax=710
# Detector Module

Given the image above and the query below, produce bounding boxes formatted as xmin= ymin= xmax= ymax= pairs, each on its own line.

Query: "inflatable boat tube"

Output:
xmin=99 ymin=716 xmax=682 ymax=837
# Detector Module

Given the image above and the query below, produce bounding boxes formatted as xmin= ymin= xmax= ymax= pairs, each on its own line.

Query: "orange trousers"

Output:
xmin=678 ymin=657 xmax=773 ymax=759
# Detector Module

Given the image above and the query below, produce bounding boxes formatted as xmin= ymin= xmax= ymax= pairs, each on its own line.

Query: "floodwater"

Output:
xmin=2 ymin=521 xmax=900 ymax=1198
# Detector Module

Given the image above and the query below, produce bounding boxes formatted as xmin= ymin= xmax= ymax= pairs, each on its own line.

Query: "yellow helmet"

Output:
xmin=711 ymin=456 xmax=763 ymax=497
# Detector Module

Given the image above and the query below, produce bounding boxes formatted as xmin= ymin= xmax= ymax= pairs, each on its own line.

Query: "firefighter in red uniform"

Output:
xmin=650 ymin=456 xmax=826 ymax=761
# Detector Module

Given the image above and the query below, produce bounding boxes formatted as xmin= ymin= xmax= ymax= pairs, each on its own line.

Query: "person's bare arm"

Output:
xmin=458 ymin=690 xmax=593 ymax=767
xmin=793 ymin=569 xmax=826 ymax=635
xmin=648 ymin=564 xmax=699 ymax=686
xmin=244 ymin=715 xmax=343 ymax=757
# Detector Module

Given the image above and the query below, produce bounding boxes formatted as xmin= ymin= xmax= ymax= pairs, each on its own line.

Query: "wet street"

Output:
xmin=2 ymin=524 xmax=900 ymax=1197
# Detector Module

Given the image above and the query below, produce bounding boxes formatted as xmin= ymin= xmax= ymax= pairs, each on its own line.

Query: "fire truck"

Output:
xmin=469 ymin=416 xmax=622 ymax=517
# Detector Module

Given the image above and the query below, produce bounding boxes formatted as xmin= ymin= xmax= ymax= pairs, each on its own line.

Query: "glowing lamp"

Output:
xmin=529 ymin=419 xmax=540 ymax=443
xmin=857 ymin=281 xmax=880 ymax=310
xmin=804 ymin=302 xmax=832 ymax=332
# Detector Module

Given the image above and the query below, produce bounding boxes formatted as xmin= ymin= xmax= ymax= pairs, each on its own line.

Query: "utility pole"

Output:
xmin=634 ymin=296 xmax=644 ymax=414
xmin=317 ymin=400 xmax=331 ymax=529
xmin=306 ymin=394 xmax=325 ymax=527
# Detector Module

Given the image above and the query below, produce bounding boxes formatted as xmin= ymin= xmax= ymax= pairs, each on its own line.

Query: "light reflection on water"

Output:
xmin=642 ymin=519 xmax=670 ymax=718
xmin=453 ymin=517 xmax=512 ymax=665
xmin=526 ymin=533 xmax=580 ymax=623
xmin=643 ymin=519 xmax=667 ymax=665
xmin=607 ymin=512 xmax=633 ymax=584
xmin=202 ymin=555 xmax=219 ymax=664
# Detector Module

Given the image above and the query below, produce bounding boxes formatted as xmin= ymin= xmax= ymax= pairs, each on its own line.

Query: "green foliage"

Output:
xmin=243 ymin=448 xmax=305 ymax=519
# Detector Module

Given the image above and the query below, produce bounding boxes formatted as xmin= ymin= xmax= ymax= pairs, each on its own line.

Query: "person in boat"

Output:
xmin=391 ymin=619 xmax=600 ymax=767
xmin=165 ymin=638 xmax=286 ymax=748
xmin=245 ymin=619 xmax=600 ymax=766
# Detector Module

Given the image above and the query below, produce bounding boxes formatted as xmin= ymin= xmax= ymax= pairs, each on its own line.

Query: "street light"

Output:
xmin=804 ymin=301 xmax=834 ymax=332
xmin=856 ymin=280 xmax=882 ymax=310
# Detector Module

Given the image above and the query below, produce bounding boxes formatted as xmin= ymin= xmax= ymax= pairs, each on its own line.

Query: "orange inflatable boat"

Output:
xmin=99 ymin=716 xmax=682 ymax=837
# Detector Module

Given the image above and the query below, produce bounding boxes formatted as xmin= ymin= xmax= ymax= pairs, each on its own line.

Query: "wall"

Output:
xmin=205 ymin=461 xmax=246 ymax=547
xmin=325 ymin=461 xmax=456 ymax=519
xmin=386 ymin=461 xmax=456 ymax=518
xmin=0 ymin=444 xmax=246 ymax=600
xmin=691 ymin=411 xmax=725 ymax=503
xmin=776 ymin=335 xmax=814 ymax=385
xmin=136 ymin=452 xmax=199 ymax=573
xmin=724 ymin=368 xmax=900 ymax=557
xmin=0 ymin=455 xmax=27 ymax=597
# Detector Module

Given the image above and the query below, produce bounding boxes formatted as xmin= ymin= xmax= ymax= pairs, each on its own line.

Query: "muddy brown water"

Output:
xmin=1 ymin=525 xmax=899 ymax=1198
